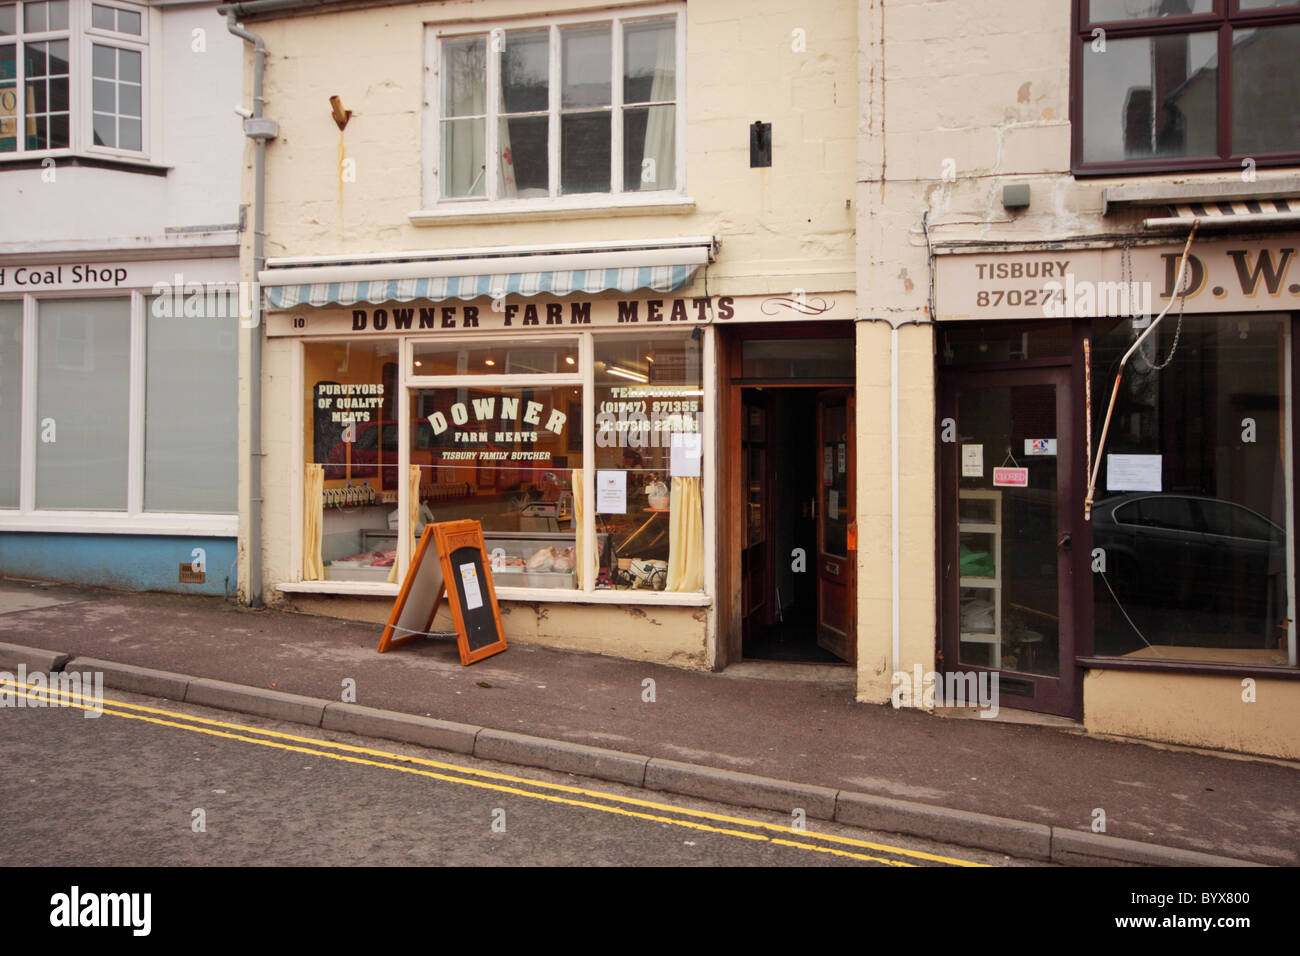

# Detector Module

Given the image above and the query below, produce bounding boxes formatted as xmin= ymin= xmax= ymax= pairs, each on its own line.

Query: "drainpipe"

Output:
xmin=222 ymin=9 xmax=278 ymax=606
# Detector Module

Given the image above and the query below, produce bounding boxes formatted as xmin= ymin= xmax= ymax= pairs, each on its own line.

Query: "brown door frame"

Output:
xmin=815 ymin=387 xmax=857 ymax=663
xmin=718 ymin=322 xmax=856 ymax=668
xmin=938 ymin=364 xmax=1083 ymax=718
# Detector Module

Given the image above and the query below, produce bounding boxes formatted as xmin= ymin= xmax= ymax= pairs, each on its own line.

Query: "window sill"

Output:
xmin=278 ymin=579 xmax=711 ymax=607
xmin=409 ymin=194 xmax=696 ymax=226
xmin=1078 ymin=655 xmax=1299 ymax=680
xmin=0 ymin=512 xmax=236 ymax=536
xmin=0 ymin=153 xmax=169 ymax=177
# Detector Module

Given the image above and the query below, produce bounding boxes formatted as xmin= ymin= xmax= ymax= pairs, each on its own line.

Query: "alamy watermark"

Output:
xmin=0 ymin=665 xmax=103 ymax=717
xmin=891 ymin=664 xmax=999 ymax=718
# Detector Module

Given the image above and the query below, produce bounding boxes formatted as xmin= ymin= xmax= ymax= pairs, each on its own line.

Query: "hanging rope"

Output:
xmin=1085 ymin=220 xmax=1200 ymax=521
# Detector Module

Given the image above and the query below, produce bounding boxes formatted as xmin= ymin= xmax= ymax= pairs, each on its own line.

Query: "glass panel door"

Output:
xmin=942 ymin=367 xmax=1078 ymax=716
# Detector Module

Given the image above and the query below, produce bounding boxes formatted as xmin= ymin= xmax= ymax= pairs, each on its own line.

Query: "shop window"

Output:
xmin=35 ymin=297 xmax=130 ymax=510
xmin=302 ymin=340 xmax=400 ymax=582
xmin=1073 ymin=1 xmax=1300 ymax=173
xmin=0 ymin=299 xmax=20 ymax=507
xmin=0 ymin=291 xmax=237 ymax=524
xmin=427 ymin=8 xmax=682 ymax=206
xmin=0 ymin=0 xmax=148 ymax=157
xmin=409 ymin=383 xmax=582 ymax=589
xmin=593 ymin=334 xmax=704 ymax=592
xmin=1090 ymin=313 xmax=1292 ymax=666
xmin=143 ymin=297 xmax=236 ymax=513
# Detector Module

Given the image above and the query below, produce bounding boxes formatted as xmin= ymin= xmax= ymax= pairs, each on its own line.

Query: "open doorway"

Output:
xmin=740 ymin=386 xmax=855 ymax=664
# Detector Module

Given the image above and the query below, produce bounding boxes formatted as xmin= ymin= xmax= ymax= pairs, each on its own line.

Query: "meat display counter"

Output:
xmin=484 ymin=531 xmax=604 ymax=590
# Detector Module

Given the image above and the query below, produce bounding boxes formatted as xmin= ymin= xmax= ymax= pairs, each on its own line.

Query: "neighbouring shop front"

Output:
xmin=934 ymin=234 xmax=1300 ymax=739
xmin=258 ymin=239 xmax=858 ymax=669
xmin=0 ymin=254 xmax=239 ymax=593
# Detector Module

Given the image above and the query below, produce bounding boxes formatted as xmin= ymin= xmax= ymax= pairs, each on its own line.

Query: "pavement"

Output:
xmin=0 ymin=577 xmax=1295 ymax=867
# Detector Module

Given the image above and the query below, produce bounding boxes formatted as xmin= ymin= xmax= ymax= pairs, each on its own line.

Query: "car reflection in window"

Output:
xmin=1093 ymin=493 xmax=1284 ymax=634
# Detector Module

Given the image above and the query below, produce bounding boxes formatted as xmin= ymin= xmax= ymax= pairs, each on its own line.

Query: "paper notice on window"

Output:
xmin=961 ymin=444 xmax=984 ymax=478
xmin=828 ymin=489 xmax=839 ymax=520
xmin=670 ymin=432 xmax=702 ymax=477
xmin=1107 ymin=454 xmax=1162 ymax=492
xmin=596 ymin=470 xmax=627 ymax=514
xmin=459 ymin=563 xmax=483 ymax=610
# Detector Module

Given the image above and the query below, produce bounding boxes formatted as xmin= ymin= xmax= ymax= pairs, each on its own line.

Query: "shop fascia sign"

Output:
xmin=0 ymin=260 xmax=238 ymax=294
xmin=935 ymin=239 xmax=1300 ymax=321
xmin=266 ymin=292 xmax=855 ymax=336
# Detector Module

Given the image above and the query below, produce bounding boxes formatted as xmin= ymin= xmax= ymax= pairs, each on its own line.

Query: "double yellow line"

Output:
xmin=1 ymin=678 xmax=988 ymax=867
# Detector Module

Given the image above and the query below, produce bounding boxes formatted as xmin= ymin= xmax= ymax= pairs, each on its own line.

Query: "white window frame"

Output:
xmin=0 ymin=0 xmax=150 ymax=161
xmin=418 ymin=3 xmax=688 ymax=221
xmin=284 ymin=325 xmax=715 ymax=607
xmin=0 ymin=289 xmax=237 ymax=536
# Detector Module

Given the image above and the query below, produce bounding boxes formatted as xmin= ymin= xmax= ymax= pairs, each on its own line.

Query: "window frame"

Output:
xmin=1071 ymin=0 xmax=1300 ymax=176
xmin=421 ymin=4 xmax=687 ymax=216
xmin=287 ymin=325 xmax=715 ymax=606
xmin=0 ymin=289 xmax=237 ymax=536
xmin=0 ymin=0 xmax=150 ymax=161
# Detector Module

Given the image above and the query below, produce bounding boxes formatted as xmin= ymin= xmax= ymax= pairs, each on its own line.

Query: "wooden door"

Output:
xmin=816 ymin=389 xmax=856 ymax=662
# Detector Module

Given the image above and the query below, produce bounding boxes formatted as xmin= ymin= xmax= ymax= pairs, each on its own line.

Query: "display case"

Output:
xmin=485 ymin=530 xmax=598 ymax=589
xmin=322 ymin=501 xmax=398 ymax=581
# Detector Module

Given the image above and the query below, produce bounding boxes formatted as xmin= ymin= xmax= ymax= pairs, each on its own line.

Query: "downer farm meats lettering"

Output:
xmin=348 ymin=296 xmax=735 ymax=330
xmin=430 ymin=396 xmax=566 ymax=446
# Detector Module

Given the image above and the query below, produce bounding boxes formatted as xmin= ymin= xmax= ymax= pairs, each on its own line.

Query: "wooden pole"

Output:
xmin=1085 ymin=220 xmax=1200 ymax=520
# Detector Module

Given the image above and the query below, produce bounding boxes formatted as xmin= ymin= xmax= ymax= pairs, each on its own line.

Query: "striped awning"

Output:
xmin=1142 ymin=199 xmax=1300 ymax=230
xmin=260 ymin=239 xmax=715 ymax=309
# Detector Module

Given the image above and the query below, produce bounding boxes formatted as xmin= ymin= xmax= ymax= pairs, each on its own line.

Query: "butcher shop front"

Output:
xmin=255 ymin=239 xmax=856 ymax=667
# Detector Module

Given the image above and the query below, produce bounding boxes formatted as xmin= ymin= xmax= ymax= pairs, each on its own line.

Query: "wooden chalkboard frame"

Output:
xmin=433 ymin=520 xmax=508 ymax=665
xmin=378 ymin=520 xmax=508 ymax=666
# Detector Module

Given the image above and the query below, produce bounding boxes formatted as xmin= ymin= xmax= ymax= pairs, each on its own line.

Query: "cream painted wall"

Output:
xmin=1085 ymin=669 xmax=1300 ymax=761
xmin=288 ymin=593 xmax=710 ymax=667
xmin=245 ymin=0 xmax=857 ymax=295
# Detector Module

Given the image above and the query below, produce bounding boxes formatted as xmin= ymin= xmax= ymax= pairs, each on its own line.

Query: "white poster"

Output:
xmin=1108 ymin=454 xmax=1162 ymax=492
xmin=828 ymin=489 xmax=839 ymax=520
xmin=1025 ymin=438 xmax=1057 ymax=456
xmin=670 ymin=432 xmax=702 ymax=478
xmin=459 ymin=563 xmax=484 ymax=610
xmin=596 ymin=470 xmax=628 ymax=513
xmin=961 ymin=444 xmax=984 ymax=478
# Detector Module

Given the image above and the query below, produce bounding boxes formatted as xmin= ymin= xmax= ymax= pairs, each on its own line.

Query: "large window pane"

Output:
xmin=0 ymin=300 xmax=20 ymax=507
xmin=593 ymin=335 xmax=704 ymax=591
xmin=303 ymin=341 xmax=400 ymax=581
xmin=1090 ymin=314 xmax=1290 ymax=665
xmin=441 ymin=117 xmax=485 ymax=198
xmin=1231 ymin=25 xmax=1300 ymax=156
xmin=143 ymin=298 xmax=236 ymax=513
xmin=442 ymin=36 xmax=485 ymax=116
xmin=1080 ymin=31 xmax=1218 ymax=163
xmin=624 ymin=20 xmax=674 ymax=104
xmin=501 ymin=29 xmax=547 ymax=113
xmin=412 ymin=384 xmax=583 ymax=589
xmin=623 ymin=104 xmax=674 ymax=191
xmin=561 ymin=110 xmax=610 ymax=193
xmin=0 ymin=43 xmax=15 ymax=152
xmin=561 ymin=25 xmax=610 ymax=108
xmin=36 ymin=298 xmax=130 ymax=510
